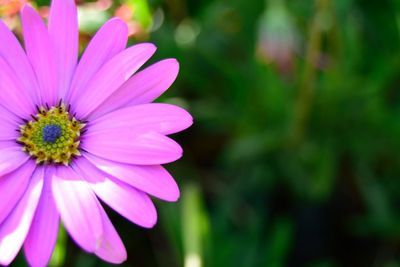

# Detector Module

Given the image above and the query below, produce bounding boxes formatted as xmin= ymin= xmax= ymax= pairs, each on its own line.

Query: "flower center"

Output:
xmin=43 ymin=124 xmax=62 ymax=143
xmin=18 ymin=103 xmax=86 ymax=165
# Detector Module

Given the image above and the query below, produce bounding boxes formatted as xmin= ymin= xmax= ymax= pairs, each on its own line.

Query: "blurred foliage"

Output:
xmin=3 ymin=0 xmax=400 ymax=266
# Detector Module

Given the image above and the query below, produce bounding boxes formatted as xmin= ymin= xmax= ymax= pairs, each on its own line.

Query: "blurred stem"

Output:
xmin=49 ymin=224 xmax=67 ymax=267
xmin=182 ymin=183 xmax=208 ymax=267
xmin=264 ymin=217 xmax=293 ymax=267
xmin=289 ymin=0 xmax=330 ymax=146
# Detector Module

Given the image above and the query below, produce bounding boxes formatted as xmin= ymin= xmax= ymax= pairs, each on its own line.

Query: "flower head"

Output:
xmin=0 ymin=0 xmax=192 ymax=266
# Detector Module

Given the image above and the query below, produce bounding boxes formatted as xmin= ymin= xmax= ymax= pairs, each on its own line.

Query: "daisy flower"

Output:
xmin=0 ymin=0 xmax=192 ymax=266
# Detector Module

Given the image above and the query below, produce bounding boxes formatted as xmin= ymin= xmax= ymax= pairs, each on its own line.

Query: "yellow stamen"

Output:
xmin=18 ymin=103 xmax=85 ymax=165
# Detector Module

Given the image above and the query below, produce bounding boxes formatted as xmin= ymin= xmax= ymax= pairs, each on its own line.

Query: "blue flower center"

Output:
xmin=42 ymin=124 xmax=62 ymax=143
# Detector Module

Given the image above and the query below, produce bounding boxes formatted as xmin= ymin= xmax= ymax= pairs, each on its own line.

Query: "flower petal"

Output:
xmin=0 ymin=105 xmax=19 ymax=140
xmin=84 ymin=153 xmax=180 ymax=201
xmin=72 ymin=43 xmax=157 ymax=119
xmin=48 ymin=0 xmax=78 ymax=98
xmin=24 ymin=167 xmax=60 ymax=267
xmin=95 ymin=204 xmax=127 ymax=264
xmin=0 ymin=21 xmax=41 ymax=104
xmin=88 ymin=103 xmax=192 ymax=136
xmin=0 ymin=107 xmax=19 ymax=140
xmin=0 ymin=142 xmax=30 ymax=177
xmin=91 ymin=59 xmax=179 ymax=118
xmin=0 ymin=104 xmax=20 ymax=125
xmin=21 ymin=5 xmax=58 ymax=106
xmin=51 ymin=166 xmax=103 ymax=252
xmin=82 ymin=131 xmax=183 ymax=165
xmin=73 ymin=157 xmax=157 ymax=228
xmin=0 ymin=160 xmax=36 ymax=225
xmin=66 ymin=18 xmax=128 ymax=103
xmin=0 ymin=57 xmax=36 ymax=118
xmin=0 ymin=167 xmax=43 ymax=266
xmin=0 ymin=121 xmax=18 ymax=141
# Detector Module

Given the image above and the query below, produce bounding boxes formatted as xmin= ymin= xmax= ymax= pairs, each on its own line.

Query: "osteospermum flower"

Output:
xmin=0 ymin=1 xmax=192 ymax=266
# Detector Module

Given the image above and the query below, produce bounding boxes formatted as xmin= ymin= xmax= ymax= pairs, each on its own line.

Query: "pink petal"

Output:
xmin=91 ymin=59 xmax=179 ymax=118
xmin=48 ymin=0 xmax=78 ymax=98
xmin=0 ymin=143 xmax=30 ymax=177
xmin=88 ymin=103 xmax=192 ymax=136
xmin=0 ymin=21 xmax=41 ymax=104
xmin=0 ymin=167 xmax=43 ymax=266
xmin=84 ymin=153 xmax=180 ymax=201
xmin=0 ymin=160 xmax=36 ymax=225
xmin=0 ymin=57 xmax=36 ymax=118
xmin=0 ymin=104 xmax=20 ymax=125
xmin=82 ymin=131 xmax=183 ymax=165
xmin=51 ymin=166 xmax=103 ymax=252
xmin=0 ymin=116 xmax=18 ymax=141
xmin=21 ymin=5 xmax=58 ymax=106
xmin=66 ymin=18 xmax=128 ymax=103
xmin=73 ymin=157 xmax=157 ymax=228
xmin=95 ymin=204 xmax=127 ymax=264
xmin=24 ymin=167 xmax=60 ymax=267
xmin=0 ymin=123 xmax=18 ymax=141
xmin=0 ymin=141 xmax=22 ymax=150
xmin=0 ymin=105 xmax=19 ymax=140
xmin=0 ymin=124 xmax=17 ymax=141
xmin=72 ymin=43 xmax=157 ymax=119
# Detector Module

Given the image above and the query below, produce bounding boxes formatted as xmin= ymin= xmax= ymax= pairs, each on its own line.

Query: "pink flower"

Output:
xmin=0 ymin=0 xmax=192 ymax=266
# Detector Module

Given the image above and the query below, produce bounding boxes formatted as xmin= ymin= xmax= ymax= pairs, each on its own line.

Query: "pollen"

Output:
xmin=18 ymin=103 xmax=86 ymax=165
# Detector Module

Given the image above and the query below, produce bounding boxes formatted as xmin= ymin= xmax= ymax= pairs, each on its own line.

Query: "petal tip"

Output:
xmin=138 ymin=42 xmax=157 ymax=54
xmin=168 ymin=190 xmax=181 ymax=202
xmin=185 ymin=111 xmax=194 ymax=129
xmin=0 ymin=259 xmax=12 ymax=266
xmin=107 ymin=17 xmax=129 ymax=32
xmin=50 ymin=0 xmax=77 ymax=9
xmin=169 ymin=58 xmax=180 ymax=67
xmin=144 ymin=218 xmax=158 ymax=229
xmin=21 ymin=4 xmax=35 ymax=14
xmin=141 ymin=208 xmax=158 ymax=229
xmin=163 ymin=175 xmax=180 ymax=202
xmin=161 ymin=58 xmax=180 ymax=73
xmin=108 ymin=16 xmax=127 ymax=24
